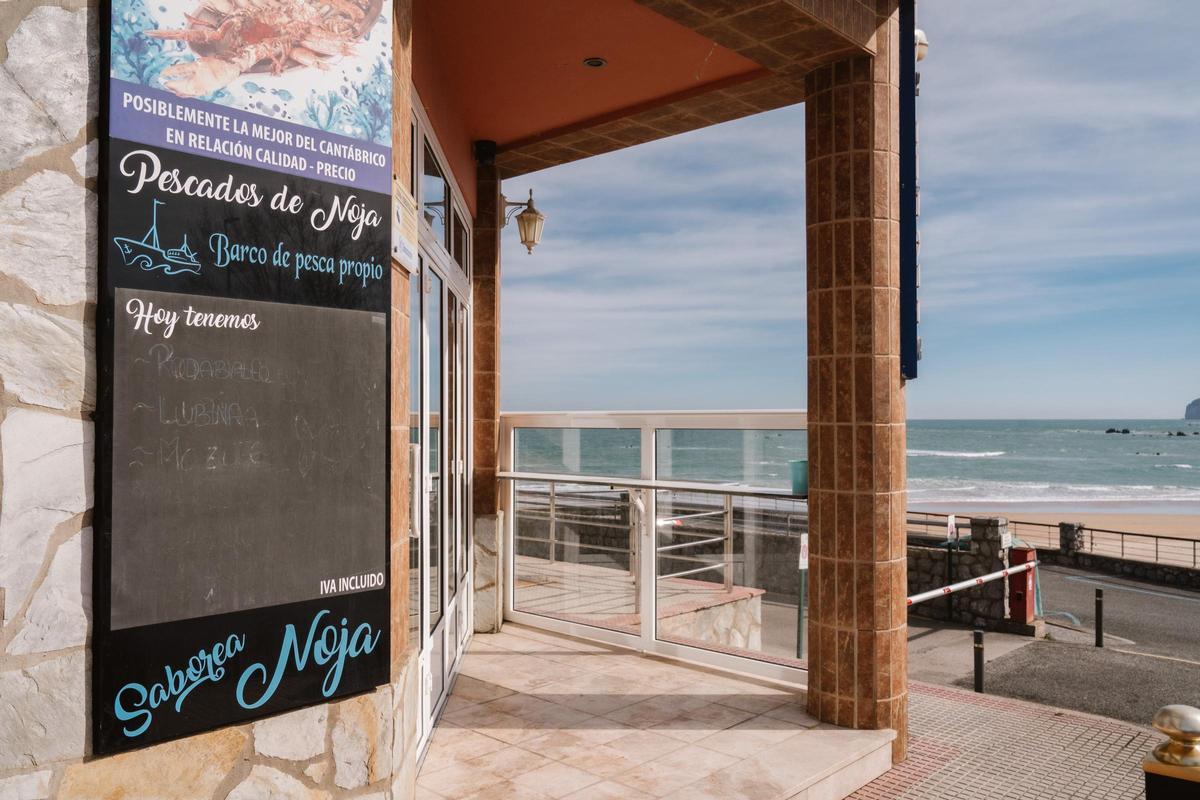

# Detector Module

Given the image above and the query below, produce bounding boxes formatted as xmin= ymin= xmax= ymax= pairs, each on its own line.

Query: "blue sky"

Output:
xmin=500 ymin=1 xmax=1200 ymax=419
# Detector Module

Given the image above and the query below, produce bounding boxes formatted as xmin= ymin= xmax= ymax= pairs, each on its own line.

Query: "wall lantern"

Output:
xmin=914 ymin=28 xmax=929 ymax=61
xmin=504 ymin=189 xmax=545 ymax=254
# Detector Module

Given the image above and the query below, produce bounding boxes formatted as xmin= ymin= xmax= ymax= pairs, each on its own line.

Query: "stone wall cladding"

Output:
xmin=0 ymin=1 xmax=423 ymax=797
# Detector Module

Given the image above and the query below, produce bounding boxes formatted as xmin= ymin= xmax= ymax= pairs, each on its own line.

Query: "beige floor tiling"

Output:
xmin=563 ymin=780 xmax=654 ymax=800
xmin=507 ymin=760 xmax=603 ymax=799
xmin=419 ymin=624 xmax=893 ymax=800
xmin=601 ymin=729 xmax=689 ymax=764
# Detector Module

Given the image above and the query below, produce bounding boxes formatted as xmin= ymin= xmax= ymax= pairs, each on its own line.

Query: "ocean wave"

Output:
xmin=908 ymin=478 xmax=1200 ymax=504
xmin=908 ymin=449 xmax=1006 ymax=459
xmin=1154 ymin=464 xmax=1194 ymax=470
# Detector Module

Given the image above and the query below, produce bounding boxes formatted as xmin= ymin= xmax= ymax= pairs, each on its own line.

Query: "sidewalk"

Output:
xmin=851 ymin=681 xmax=1160 ymax=800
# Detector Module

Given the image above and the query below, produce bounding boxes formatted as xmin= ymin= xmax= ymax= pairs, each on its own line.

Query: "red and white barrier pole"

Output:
xmin=907 ymin=560 xmax=1039 ymax=607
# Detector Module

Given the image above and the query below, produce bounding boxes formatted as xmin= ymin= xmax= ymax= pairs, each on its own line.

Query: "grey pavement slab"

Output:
xmin=852 ymin=680 xmax=1160 ymax=800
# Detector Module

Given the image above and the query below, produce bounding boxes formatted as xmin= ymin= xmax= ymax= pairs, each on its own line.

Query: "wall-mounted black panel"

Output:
xmin=98 ymin=0 xmax=393 ymax=754
xmin=900 ymin=0 xmax=921 ymax=380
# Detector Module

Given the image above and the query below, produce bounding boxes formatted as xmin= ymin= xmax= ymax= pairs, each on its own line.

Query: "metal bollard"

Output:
xmin=1096 ymin=588 xmax=1104 ymax=648
xmin=973 ymin=629 xmax=984 ymax=693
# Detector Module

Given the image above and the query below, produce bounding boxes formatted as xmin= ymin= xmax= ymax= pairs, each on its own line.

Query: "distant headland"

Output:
xmin=1187 ymin=398 xmax=1200 ymax=420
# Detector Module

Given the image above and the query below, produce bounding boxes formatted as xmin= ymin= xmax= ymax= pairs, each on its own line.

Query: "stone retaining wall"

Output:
xmin=656 ymin=585 xmax=764 ymax=651
xmin=1034 ymin=548 xmax=1200 ymax=592
xmin=0 ymin=2 xmax=422 ymax=797
xmin=907 ymin=518 xmax=1011 ymax=629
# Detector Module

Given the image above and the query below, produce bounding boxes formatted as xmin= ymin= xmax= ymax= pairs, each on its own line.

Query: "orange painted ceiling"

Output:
xmin=413 ymin=0 xmax=764 ymax=149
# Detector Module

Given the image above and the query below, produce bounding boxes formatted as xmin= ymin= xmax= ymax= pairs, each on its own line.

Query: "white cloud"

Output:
xmin=502 ymin=106 xmax=807 ymax=411
xmin=499 ymin=1 xmax=1200 ymax=415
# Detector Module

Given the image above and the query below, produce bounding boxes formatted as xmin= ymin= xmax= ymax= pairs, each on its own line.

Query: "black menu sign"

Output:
xmin=97 ymin=0 xmax=392 ymax=753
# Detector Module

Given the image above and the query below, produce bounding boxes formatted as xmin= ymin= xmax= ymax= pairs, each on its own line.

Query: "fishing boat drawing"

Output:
xmin=113 ymin=199 xmax=202 ymax=275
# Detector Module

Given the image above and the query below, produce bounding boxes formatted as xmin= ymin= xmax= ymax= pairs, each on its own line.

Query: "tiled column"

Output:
xmin=804 ymin=0 xmax=908 ymax=762
xmin=389 ymin=0 xmax=414 ymax=675
xmin=471 ymin=141 xmax=503 ymax=632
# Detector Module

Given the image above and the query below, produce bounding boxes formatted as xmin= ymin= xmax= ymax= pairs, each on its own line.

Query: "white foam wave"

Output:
xmin=1155 ymin=464 xmax=1194 ymax=470
xmin=908 ymin=449 xmax=1006 ymax=459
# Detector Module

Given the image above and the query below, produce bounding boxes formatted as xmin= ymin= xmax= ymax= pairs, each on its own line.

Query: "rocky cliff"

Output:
xmin=1188 ymin=398 xmax=1200 ymax=420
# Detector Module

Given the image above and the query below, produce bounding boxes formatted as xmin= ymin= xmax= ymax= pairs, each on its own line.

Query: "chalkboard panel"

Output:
xmin=111 ymin=288 xmax=386 ymax=630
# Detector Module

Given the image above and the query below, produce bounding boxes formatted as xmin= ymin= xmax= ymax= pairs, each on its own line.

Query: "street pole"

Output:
xmin=973 ymin=629 xmax=984 ymax=693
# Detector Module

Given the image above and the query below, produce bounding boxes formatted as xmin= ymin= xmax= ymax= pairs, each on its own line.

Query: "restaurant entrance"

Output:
xmin=411 ymin=252 xmax=471 ymax=747
xmin=409 ymin=99 xmax=474 ymax=747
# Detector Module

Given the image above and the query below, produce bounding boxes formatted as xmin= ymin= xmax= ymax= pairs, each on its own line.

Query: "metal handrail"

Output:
xmin=907 ymin=510 xmax=1200 ymax=569
xmin=659 ymin=510 xmax=727 ymax=524
xmin=660 ymin=562 xmax=729 ymax=581
xmin=514 ymin=536 xmax=632 ymax=556
xmin=507 ymin=473 xmax=807 ymax=595
xmin=499 ymin=471 xmax=806 ymax=500
xmin=658 ymin=536 xmax=726 ymax=553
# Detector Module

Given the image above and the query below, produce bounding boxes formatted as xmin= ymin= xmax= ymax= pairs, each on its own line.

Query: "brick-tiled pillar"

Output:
xmin=389 ymin=0 xmax=414 ymax=676
xmin=804 ymin=0 xmax=908 ymax=762
xmin=471 ymin=142 xmax=503 ymax=632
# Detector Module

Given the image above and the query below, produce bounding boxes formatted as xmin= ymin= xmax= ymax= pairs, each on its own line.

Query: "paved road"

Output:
xmin=951 ymin=564 xmax=1200 ymax=725
xmin=1038 ymin=564 xmax=1200 ymax=660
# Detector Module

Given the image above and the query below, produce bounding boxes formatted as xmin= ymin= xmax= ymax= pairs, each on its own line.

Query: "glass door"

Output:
xmin=415 ymin=255 xmax=471 ymax=748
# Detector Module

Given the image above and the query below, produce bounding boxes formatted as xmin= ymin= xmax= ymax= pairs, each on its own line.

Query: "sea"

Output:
xmin=513 ymin=420 xmax=1200 ymax=513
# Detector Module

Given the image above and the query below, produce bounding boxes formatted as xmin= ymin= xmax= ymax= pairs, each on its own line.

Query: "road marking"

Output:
xmin=1064 ymin=575 xmax=1200 ymax=605
xmin=1112 ymin=648 xmax=1200 ymax=668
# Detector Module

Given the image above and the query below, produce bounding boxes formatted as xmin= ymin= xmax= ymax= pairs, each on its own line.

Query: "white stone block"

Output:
xmin=227 ymin=765 xmax=331 ymax=800
xmin=0 ymin=770 xmax=52 ymax=800
xmin=7 ymin=528 xmax=91 ymax=655
xmin=0 ymin=651 xmax=86 ymax=770
xmin=303 ymin=762 xmax=329 ymax=784
xmin=253 ymin=704 xmax=328 ymax=761
xmin=331 ymin=689 xmax=392 ymax=789
xmin=0 ymin=171 xmax=98 ymax=307
xmin=0 ymin=303 xmax=94 ymax=410
xmin=0 ymin=410 xmax=92 ymax=623
xmin=0 ymin=71 xmax=60 ymax=171
xmin=71 ymin=140 xmax=98 ymax=179
xmin=6 ymin=7 xmax=96 ymax=139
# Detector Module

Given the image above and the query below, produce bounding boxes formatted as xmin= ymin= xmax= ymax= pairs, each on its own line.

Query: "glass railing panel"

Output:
xmin=655 ymin=490 xmax=808 ymax=665
xmin=515 ymin=427 xmax=641 ymax=478
xmin=512 ymin=479 xmax=640 ymax=635
xmin=656 ymin=429 xmax=807 ymax=491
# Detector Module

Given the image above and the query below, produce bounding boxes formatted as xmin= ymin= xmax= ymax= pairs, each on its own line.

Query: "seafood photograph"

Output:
xmin=111 ymin=0 xmax=391 ymax=145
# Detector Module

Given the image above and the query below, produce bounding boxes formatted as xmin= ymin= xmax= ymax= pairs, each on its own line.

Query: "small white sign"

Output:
xmin=1000 ymin=530 xmax=1013 ymax=550
xmin=947 ymin=514 xmax=957 ymax=539
xmin=391 ymin=211 xmax=418 ymax=273
xmin=799 ymin=533 xmax=809 ymax=570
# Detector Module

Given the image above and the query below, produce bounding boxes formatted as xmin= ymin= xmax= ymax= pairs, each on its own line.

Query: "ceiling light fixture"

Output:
xmin=582 ymin=56 xmax=607 ymax=68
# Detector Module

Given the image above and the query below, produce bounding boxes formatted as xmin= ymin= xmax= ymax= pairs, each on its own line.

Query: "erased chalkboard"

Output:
xmin=110 ymin=287 xmax=386 ymax=630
